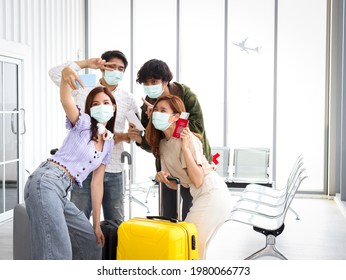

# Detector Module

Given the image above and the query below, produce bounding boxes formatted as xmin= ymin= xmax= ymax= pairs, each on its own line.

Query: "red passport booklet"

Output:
xmin=173 ymin=112 xmax=190 ymax=138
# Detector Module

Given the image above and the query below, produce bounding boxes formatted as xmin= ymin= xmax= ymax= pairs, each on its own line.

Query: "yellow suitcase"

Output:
xmin=117 ymin=216 xmax=198 ymax=260
xmin=117 ymin=176 xmax=198 ymax=260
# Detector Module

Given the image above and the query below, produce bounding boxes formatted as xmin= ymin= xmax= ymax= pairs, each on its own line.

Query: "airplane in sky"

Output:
xmin=233 ymin=38 xmax=261 ymax=53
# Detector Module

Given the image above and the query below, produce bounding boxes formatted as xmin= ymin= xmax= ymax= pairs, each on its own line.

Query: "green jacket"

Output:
xmin=138 ymin=82 xmax=212 ymax=170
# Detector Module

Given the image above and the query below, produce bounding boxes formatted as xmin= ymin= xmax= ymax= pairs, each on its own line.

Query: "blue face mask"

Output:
xmin=90 ymin=105 xmax=114 ymax=123
xmin=152 ymin=111 xmax=172 ymax=131
xmin=104 ymin=70 xmax=124 ymax=85
xmin=143 ymin=84 xmax=163 ymax=99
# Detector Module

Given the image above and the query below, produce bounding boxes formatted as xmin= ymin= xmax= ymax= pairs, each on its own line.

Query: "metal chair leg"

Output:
xmin=289 ymin=207 xmax=300 ymax=220
xmin=145 ymin=184 xmax=153 ymax=203
xmin=130 ymin=195 xmax=150 ymax=213
xmin=245 ymin=235 xmax=287 ymax=260
xmin=145 ymin=183 xmax=158 ymax=203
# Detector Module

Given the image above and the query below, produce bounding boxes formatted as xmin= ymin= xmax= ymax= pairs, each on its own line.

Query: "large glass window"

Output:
xmin=89 ymin=0 xmax=131 ymax=87
xmin=227 ymin=0 xmax=275 ymax=180
xmin=276 ymin=0 xmax=326 ymax=191
xmin=180 ymin=0 xmax=225 ymax=147
xmin=132 ymin=0 xmax=177 ymax=182
xmin=90 ymin=0 xmax=177 ymax=183
xmin=89 ymin=0 xmax=328 ymax=193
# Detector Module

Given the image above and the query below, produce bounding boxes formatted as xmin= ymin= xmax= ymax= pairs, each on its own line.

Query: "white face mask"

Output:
xmin=143 ymin=84 xmax=163 ymax=99
xmin=152 ymin=111 xmax=172 ymax=131
xmin=90 ymin=104 xmax=114 ymax=123
xmin=104 ymin=70 xmax=124 ymax=85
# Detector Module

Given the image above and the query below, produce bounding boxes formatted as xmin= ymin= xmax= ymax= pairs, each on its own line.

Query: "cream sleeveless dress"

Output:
xmin=159 ymin=132 xmax=233 ymax=259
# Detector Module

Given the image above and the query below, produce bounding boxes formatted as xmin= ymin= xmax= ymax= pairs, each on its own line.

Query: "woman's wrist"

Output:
xmin=75 ymin=60 xmax=88 ymax=69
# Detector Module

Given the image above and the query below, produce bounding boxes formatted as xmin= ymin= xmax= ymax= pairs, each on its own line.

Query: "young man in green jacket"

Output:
xmin=128 ymin=59 xmax=211 ymax=220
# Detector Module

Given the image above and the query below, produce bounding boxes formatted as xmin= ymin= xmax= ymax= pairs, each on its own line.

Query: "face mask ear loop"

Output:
xmin=97 ymin=123 xmax=106 ymax=134
xmin=96 ymin=123 xmax=114 ymax=140
xmin=102 ymin=130 xmax=114 ymax=140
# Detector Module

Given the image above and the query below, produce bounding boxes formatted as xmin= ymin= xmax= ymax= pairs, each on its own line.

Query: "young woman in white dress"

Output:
xmin=145 ymin=94 xmax=232 ymax=259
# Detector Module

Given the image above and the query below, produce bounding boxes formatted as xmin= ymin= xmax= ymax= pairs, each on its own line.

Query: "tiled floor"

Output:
xmin=1 ymin=186 xmax=346 ymax=260
xmin=207 ymin=194 xmax=346 ymax=260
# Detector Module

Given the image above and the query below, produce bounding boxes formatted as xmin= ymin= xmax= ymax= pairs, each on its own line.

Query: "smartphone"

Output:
xmin=76 ymin=74 xmax=97 ymax=88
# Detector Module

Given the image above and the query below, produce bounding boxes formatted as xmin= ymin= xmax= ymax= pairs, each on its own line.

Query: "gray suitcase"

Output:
xmin=13 ymin=203 xmax=32 ymax=260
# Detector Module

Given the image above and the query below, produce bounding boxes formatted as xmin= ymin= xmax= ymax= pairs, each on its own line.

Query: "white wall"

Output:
xmin=0 ymin=0 xmax=86 ymax=173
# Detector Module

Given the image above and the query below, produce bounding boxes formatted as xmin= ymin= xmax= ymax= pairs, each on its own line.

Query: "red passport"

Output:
xmin=173 ymin=112 xmax=189 ymax=138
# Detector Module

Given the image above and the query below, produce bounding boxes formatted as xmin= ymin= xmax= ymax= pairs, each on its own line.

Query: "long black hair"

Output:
xmin=84 ymin=86 xmax=116 ymax=142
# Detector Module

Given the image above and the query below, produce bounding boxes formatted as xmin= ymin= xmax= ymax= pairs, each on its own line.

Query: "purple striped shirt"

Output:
xmin=48 ymin=108 xmax=114 ymax=188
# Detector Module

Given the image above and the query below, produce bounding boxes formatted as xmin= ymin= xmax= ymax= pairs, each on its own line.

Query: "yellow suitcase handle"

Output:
xmin=158 ymin=176 xmax=182 ymax=220
xmin=146 ymin=216 xmax=179 ymax=223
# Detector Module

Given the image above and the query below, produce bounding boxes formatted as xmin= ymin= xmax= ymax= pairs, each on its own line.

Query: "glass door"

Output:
xmin=0 ymin=56 xmax=24 ymax=221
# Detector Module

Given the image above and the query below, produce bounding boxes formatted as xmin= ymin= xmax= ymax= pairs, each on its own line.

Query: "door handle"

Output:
xmin=11 ymin=108 xmax=17 ymax=135
xmin=20 ymin=108 xmax=26 ymax=135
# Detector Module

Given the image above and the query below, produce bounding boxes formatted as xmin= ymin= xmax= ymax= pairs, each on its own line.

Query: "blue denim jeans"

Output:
xmin=70 ymin=171 xmax=124 ymax=221
xmin=24 ymin=161 xmax=102 ymax=260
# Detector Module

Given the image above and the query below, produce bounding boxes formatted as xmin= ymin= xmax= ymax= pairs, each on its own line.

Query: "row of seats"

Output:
xmin=226 ymin=154 xmax=307 ymax=260
xmin=211 ymin=147 xmax=270 ymax=184
xmin=142 ymin=147 xmax=271 ymax=213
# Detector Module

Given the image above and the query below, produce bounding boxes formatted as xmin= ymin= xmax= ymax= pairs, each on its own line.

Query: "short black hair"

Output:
xmin=136 ymin=59 xmax=173 ymax=84
xmin=101 ymin=50 xmax=128 ymax=69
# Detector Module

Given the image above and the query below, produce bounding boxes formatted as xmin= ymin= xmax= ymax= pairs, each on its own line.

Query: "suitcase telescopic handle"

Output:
xmin=167 ymin=176 xmax=180 ymax=185
xmin=121 ymin=151 xmax=132 ymax=165
xmin=121 ymin=151 xmax=132 ymax=218
xmin=146 ymin=216 xmax=179 ymax=223
xmin=159 ymin=176 xmax=182 ymax=221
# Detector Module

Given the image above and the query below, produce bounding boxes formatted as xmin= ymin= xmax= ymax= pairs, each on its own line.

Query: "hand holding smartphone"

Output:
xmin=76 ymin=74 xmax=97 ymax=88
